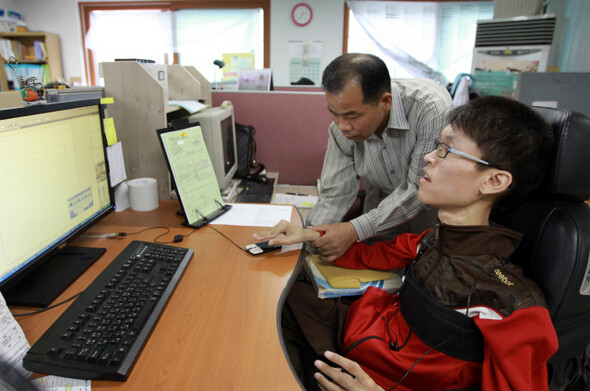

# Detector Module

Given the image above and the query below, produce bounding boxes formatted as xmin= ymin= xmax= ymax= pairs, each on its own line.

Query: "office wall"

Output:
xmin=546 ymin=0 xmax=590 ymax=71
xmin=1 ymin=0 xmax=16 ymax=11
xmin=270 ymin=1 xmax=344 ymax=86
xmin=2 ymin=0 xmax=589 ymax=84
xmin=2 ymin=0 xmax=344 ymax=86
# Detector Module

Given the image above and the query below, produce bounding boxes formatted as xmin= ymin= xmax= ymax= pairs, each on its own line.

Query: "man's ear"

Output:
xmin=480 ymin=170 xmax=513 ymax=196
xmin=380 ymin=92 xmax=392 ymax=112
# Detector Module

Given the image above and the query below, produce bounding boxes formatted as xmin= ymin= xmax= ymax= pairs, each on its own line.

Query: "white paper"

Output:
xmin=272 ymin=193 xmax=318 ymax=208
xmin=168 ymin=100 xmax=207 ymax=114
xmin=532 ymin=100 xmax=558 ymax=108
xmin=106 ymin=141 xmax=127 ymax=186
xmin=211 ymin=203 xmax=293 ymax=227
xmin=32 ymin=375 xmax=91 ymax=390
xmin=0 ymin=292 xmax=31 ymax=379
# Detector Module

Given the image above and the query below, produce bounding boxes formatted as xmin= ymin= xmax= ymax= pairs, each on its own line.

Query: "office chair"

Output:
xmin=491 ymin=106 xmax=590 ymax=391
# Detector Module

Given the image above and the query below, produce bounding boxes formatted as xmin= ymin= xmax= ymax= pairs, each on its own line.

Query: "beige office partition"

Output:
xmin=102 ymin=61 xmax=203 ymax=200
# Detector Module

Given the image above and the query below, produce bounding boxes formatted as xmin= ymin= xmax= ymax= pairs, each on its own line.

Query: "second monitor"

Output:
xmin=189 ymin=105 xmax=238 ymax=194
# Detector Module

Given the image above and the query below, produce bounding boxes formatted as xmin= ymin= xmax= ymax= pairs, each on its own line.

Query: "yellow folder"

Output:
xmin=310 ymin=254 xmax=395 ymax=289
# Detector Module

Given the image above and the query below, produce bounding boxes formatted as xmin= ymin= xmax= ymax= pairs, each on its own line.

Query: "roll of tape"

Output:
xmin=127 ymin=178 xmax=159 ymax=211
xmin=114 ymin=181 xmax=130 ymax=212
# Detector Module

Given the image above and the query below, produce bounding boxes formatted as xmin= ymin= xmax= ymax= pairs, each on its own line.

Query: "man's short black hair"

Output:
xmin=447 ymin=96 xmax=554 ymax=204
xmin=321 ymin=53 xmax=391 ymax=105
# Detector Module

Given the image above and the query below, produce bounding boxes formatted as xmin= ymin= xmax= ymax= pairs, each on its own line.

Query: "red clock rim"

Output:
xmin=292 ymin=3 xmax=313 ymax=27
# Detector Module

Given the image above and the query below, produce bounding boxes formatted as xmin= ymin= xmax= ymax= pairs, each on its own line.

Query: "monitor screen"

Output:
xmin=0 ymin=100 xmax=114 ymax=307
xmin=221 ymin=114 xmax=236 ymax=177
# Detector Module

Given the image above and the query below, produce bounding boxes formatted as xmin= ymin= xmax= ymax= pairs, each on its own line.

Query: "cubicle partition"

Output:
xmin=101 ymin=62 xmax=332 ymax=198
xmin=515 ymin=72 xmax=590 ymax=118
xmin=212 ymin=90 xmax=332 ymax=186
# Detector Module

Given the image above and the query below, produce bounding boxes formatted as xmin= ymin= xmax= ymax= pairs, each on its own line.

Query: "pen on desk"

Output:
xmin=286 ymin=192 xmax=309 ymax=196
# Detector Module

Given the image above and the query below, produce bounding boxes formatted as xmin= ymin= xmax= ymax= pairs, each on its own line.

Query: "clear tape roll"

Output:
xmin=127 ymin=178 xmax=158 ymax=211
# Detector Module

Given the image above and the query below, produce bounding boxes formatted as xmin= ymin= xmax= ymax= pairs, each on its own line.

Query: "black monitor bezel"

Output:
xmin=0 ymin=99 xmax=115 ymax=294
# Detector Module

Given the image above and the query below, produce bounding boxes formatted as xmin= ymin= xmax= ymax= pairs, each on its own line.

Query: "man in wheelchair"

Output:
xmin=255 ymin=95 xmax=559 ymax=390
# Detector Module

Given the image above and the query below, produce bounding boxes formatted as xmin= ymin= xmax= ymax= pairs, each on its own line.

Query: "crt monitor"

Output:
xmin=188 ymin=105 xmax=238 ymax=192
xmin=0 ymin=99 xmax=114 ymax=307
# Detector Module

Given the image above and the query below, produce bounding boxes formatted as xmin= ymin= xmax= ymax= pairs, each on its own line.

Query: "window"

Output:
xmin=176 ymin=9 xmax=264 ymax=84
xmin=79 ymin=1 xmax=269 ymax=86
xmin=85 ymin=9 xmax=174 ymax=84
xmin=346 ymin=1 xmax=494 ymax=84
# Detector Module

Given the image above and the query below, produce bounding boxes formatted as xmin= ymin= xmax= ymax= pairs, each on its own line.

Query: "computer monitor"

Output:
xmin=189 ymin=105 xmax=238 ymax=192
xmin=0 ymin=99 xmax=114 ymax=307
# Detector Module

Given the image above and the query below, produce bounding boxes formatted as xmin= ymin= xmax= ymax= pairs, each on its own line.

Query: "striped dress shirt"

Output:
xmin=307 ymin=78 xmax=453 ymax=241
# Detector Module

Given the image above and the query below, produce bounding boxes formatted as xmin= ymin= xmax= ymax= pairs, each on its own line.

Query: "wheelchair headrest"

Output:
xmin=533 ymin=106 xmax=590 ymax=202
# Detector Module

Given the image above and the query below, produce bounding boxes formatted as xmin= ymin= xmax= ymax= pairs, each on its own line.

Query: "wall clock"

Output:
xmin=292 ymin=3 xmax=313 ymax=27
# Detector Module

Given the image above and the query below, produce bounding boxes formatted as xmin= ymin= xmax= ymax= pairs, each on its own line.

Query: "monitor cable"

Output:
xmin=12 ymin=293 xmax=81 ymax=318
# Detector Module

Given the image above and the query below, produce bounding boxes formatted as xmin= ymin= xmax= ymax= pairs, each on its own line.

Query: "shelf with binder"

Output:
xmin=0 ymin=31 xmax=63 ymax=91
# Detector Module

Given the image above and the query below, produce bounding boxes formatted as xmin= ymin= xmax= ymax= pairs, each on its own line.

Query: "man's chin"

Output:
xmin=345 ymin=135 xmax=365 ymax=142
xmin=417 ymin=189 xmax=429 ymax=205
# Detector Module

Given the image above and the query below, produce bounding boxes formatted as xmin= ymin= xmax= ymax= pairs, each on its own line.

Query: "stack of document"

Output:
xmin=304 ymin=254 xmax=403 ymax=299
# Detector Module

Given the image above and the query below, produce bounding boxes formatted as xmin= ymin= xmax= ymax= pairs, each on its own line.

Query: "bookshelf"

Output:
xmin=0 ymin=32 xmax=63 ymax=91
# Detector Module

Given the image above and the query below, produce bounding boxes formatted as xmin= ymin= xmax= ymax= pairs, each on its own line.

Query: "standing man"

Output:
xmin=307 ymin=53 xmax=453 ymax=261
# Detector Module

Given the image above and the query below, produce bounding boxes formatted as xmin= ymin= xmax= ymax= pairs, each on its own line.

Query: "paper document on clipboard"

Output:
xmin=158 ymin=125 xmax=228 ymax=227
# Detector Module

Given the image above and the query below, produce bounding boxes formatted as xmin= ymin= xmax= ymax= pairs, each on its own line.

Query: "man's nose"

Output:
xmin=336 ymin=117 xmax=352 ymax=131
xmin=424 ymin=149 xmax=437 ymax=164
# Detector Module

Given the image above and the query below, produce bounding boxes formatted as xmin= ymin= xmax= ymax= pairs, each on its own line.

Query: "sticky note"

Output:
xmin=100 ymin=97 xmax=115 ymax=104
xmin=103 ymin=117 xmax=117 ymax=146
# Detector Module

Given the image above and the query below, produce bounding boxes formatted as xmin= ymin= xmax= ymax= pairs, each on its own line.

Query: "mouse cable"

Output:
xmin=154 ymin=227 xmax=198 ymax=244
xmin=120 ymin=225 xmax=170 ymax=238
xmin=207 ymin=225 xmax=249 ymax=253
xmin=12 ymin=292 xmax=81 ymax=318
xmin=95 ymin=226 xmax=194 ymax=244
xmin=82 ymin=226 xmax=170 ymax=240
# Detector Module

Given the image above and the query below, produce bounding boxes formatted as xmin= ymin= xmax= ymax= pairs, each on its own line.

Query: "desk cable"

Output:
xmin=86 ymin=225 xmax=245 ymax=250
xmin=83 ymin=226 xmax=199 ymax=244
xmin=207 ymin=225 xmax=250 ymax=254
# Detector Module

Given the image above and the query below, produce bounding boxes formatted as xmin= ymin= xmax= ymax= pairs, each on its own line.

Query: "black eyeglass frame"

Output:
xmin=434 ymin=140 xmax=503 ymax=170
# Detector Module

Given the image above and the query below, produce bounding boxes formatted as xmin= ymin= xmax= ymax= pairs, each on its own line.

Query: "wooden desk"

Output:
xmin=11 ymin=201 xmax=304 ymax=390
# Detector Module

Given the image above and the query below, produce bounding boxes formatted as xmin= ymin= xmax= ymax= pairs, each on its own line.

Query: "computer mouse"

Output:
xmin=246 ymin=241 xmax=282 ymax=255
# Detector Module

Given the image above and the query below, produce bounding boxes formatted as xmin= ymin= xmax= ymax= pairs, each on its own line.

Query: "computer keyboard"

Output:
xmin=23 ymin=240 xmax=193 ymax=381
xmin=235 ymin=178 xmax=275 ymax=203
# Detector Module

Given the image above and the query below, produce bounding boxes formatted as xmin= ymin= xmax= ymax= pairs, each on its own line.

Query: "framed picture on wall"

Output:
xmin=237 ymin=69 xmax=273 ymax=91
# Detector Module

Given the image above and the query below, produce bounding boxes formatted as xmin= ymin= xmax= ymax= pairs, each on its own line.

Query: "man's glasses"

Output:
xmin=434 ymin=140 xmax=502 ymax=170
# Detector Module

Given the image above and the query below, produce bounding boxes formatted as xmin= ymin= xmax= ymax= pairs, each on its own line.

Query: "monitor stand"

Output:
xmin=3 ymin=246 xmax=105 ymax=308
xmin=221 ymin=181 xmax=239 ymax=202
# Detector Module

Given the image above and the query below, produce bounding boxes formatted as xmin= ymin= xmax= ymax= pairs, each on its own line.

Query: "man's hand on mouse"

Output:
xmin=309 ymin=222 xmax=358 ymax=262
xmin=253 ymin=221 xmax=359 ymax=262
xmin=253 ymin=220 xmax=321 ymax=246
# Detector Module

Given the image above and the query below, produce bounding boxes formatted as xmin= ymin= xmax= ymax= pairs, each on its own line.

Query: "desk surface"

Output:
xmin=11 ymin=201 xmax=304 ymax=390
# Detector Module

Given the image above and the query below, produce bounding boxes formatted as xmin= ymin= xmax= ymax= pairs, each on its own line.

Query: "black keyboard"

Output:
xmin=23 ymin=240 xmax=193 ymax=381
xmin=235 ymin=178 xmax=275 ymax=203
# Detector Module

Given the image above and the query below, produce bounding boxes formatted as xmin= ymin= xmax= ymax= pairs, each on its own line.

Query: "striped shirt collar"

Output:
xmin=368 ymin=82 xmax=410 ymax=140
xmin=387 ymin=81 xmax=411 ymax=131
